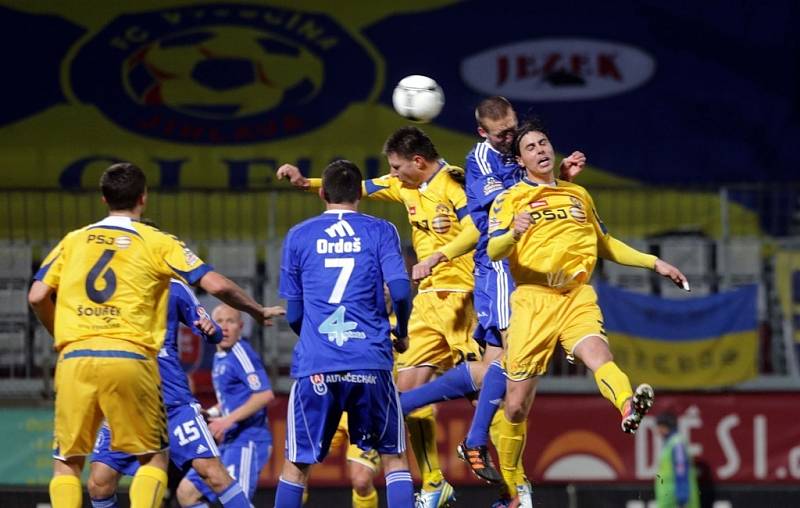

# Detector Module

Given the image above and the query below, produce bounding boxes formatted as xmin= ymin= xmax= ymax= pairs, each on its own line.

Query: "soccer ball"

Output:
xmin=392 ymin=75 xmax=445 ymax=123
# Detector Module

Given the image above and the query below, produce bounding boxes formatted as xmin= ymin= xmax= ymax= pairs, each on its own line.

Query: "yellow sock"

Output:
xmin=407 ymin=405 xmax=444 ymax=490
xmin=49 ymin=474 xmax=82 ymax=508
xmin=489 ymin=411 xmax=514 ymax=498
xmin=303 ymin=488 xmax=309 ymax=504
xmin=594 ymin=361 xmax=633 ymax=413
xmin=495 ymin=411 xmax=527 ymax=493
xmin=353 ymin=488 xmax=378 ymax=508
xmin=129 ymin=465 xmax=167 ymax=508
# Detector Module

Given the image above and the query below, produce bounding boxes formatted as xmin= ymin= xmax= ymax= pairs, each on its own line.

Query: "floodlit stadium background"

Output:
xmin=1 ymin=1 xmax=799 ymax=506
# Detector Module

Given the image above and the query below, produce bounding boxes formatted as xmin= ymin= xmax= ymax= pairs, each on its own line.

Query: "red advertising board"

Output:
xmin=250 ymin=393 xmax=800 ymax=487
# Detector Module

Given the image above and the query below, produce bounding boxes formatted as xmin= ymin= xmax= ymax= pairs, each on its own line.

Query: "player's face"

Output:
xmin=516 ymin=130 xmax=556 ymax=183
xmin=387 ymin=152 xmax=423 ymax=188
xmin=213 ymin=306 xmax=243 ymax=349
xmin=480 ymin=112 xmax=518 ymax=154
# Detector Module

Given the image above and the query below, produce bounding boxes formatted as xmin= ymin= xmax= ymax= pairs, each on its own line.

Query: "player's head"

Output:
xmin=382 ymin=126 xmax=440 ymax=188
xmin=656 ymin=411 xmax=678 ymax=436
xmin=476 ymin=96 xmax=517 ymax=154
xmin=100 ymin=162 xmax=147 ymax=212
xmin=212 ymin=304 xmax=244 ymax=350
xmin=321 ymin=159 xmax=362 ymax=206
xmin=512 ymin=118 xmax=555 ymax=182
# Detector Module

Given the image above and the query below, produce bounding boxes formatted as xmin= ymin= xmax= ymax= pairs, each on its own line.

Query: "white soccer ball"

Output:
xmin=392 ymin=75 xmax=445 ymax=123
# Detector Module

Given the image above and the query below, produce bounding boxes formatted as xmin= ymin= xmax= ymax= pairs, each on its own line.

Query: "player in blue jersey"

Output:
xmin=88 ymin=279 xmax=254 ymax=508
xmin=274 ymin=160 xmax=415 ymax=508
xmin=178 ymin=303 xmax=275 ymax=505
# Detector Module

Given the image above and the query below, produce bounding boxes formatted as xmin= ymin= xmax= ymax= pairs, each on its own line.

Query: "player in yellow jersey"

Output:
xmin=278 ymin=127 xmax=485 ymax=507
xmin=487 ymin=119 xmax=689 ymax=467
xmin=27 ymin=162 xmax=284 ymax=508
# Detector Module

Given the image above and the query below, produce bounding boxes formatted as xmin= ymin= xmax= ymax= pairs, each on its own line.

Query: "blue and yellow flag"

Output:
xmin=596 ymin=282 xmax=758 ymax=389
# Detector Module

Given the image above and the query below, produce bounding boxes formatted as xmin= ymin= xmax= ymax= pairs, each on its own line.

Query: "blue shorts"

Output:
xmin=185 ymin=434 xmax=271 ymax=501
xmin=286 ymin=370 xmax=404 ymax=464
xmin=91 ymin=402 xmax=219 ymax=474
xmin=473 ymin=260 xmax=514 ymax=347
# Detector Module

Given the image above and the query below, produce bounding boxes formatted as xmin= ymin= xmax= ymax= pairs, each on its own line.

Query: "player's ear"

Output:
xmin=477 ymin=126 xmax=488 ymax=139
xmin=319 ymin=187 xmax=328 ymax=203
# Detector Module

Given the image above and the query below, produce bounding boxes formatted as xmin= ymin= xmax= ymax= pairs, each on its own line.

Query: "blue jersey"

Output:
xmin=212 ymin=339 xmax=272 ymax=443
xmin=465 ymin=140 xmax=523 ymax=269
xmin=279 ymin=210 xmax=408 ymax=377
xmin=159 ymin=280 xmax=222 ymax=407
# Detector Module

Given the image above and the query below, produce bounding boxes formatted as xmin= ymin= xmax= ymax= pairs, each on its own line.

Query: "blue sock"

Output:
xmin=466 ymin=361 xmax=506 ymax=447
xmin=385 ymin=470 xmax=414 ymax=507
xmin=274 ymin=477 xmax=305 ymax=508
xmin=90 ymin=494 xmax=119 ymax=508
xmin=400 ymin=362 xmax=476 ymax=415
xmin=218 ymin=480 xmax=250 ymax=508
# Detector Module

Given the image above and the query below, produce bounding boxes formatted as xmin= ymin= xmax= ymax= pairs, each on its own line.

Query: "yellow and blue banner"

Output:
xmin=596 ymin=282 xmax=758 ymax=389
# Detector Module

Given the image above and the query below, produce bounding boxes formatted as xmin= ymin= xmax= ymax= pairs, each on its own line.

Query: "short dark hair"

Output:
xmin=511 ymin=117 xmax=550 ymax=158
xmin=475 ymin=96 xmax=513 ymax=129
xmin=100 ymin=162 xmax=147 ymax=211
xmin=322 ymin=160 xmax=362 ymax=204
xmin=656 ymin=411 xmax=678 ymax=430
xmin=382 ymin=126 xmax=439 ymax=161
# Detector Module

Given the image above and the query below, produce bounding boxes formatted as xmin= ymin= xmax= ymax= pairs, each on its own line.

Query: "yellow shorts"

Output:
xmin=53 ymin=338 xmax=168 ymax=458
xmin=503 ymin=284 xmax=607 ymax=381
xmin=331 ymin=413 xmax=380 ymax=471
xmin=396 ymin=291 xmax=480 ymax=371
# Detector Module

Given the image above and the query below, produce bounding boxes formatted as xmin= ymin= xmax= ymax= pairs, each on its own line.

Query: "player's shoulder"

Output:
xmin=168 ymin=278 xmax=196 ymax=300
xmin=231 ymin=340 xmax=264 ymax=371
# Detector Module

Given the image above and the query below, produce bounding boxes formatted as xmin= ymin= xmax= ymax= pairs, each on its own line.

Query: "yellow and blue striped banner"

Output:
xmin=596 ymin=282 xmax=758 ymax=389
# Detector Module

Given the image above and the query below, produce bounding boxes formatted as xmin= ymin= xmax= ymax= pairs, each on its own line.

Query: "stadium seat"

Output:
xmin=655 ymin=236 xmax=713 ymax=298
xmin=599 ymin=238 xmax=653 ymax=294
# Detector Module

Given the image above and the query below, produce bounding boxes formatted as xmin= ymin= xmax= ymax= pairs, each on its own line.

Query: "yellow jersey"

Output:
xmin=35 ymin=216 xmax=211 ymax=353
xmin=488 ymin=178 xmax=655 ymax=289
xmin=308 ymin=163 xmax=477 ymax=292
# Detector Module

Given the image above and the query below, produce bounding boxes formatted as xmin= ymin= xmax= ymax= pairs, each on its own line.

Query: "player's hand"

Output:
xmin=512 ymin=213 xmax=533 ymax=241
xmin=654 ymin=258 xmax=690 ymax=291
xmin=559 ymin=151 xmax=586 ymax=182
xmin=392 ymin=334 xmax=409 ymax=353
xmin=276 ymin=164 xmax=310 ymax=189
xmin=193 ymin=316 xmax=217 ymax=336
xmin=259 ymin=305 xmax=286 ymax=326
xmin=208 ymin=415 xmax=235 ymax=441
xmin=411 ymin=252 xmax=446 ymax=282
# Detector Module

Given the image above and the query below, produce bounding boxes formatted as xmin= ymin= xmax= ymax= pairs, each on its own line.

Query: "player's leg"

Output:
xmin=99 ymin=352 xmax=170 ymax=508
xmin=395 ymin=296 xmax=450 ymax=502
xmin=50 ymin=457 xmax=85 ymax=508
xmin=348 ymin=455 xmax=379 ymax=508
xmin=398 ymin=359 xmax=483 ymax=415
xmin=276 ymin=376 xmax=342 ymax=507
xmin=88 ymin=424 xmax=140 ymax=508
xmin=351 ymin=369 xmax=413 ymax=508
xmin=88 ymin=461 xmax=122 ymax=508
xmin=51 ymin=351 xmax=106 ymax=508
xmin=566 ymin=285 xmax=654 ymax=434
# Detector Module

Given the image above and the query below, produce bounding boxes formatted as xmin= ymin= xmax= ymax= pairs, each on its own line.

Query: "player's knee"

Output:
xmin=504 ymin=399 xmax=528 ymax=423
xmin=349 ymin=466 xmax=374 ymax=494
xmin=193 ymin=458 xmax=232 ymax=492
xmin=176 ymin=478 xmax=202 ymax=506
xmin=87 ymin=475 xmax=117 ymax=500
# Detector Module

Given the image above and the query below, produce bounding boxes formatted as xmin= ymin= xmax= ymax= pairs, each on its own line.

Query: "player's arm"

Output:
xmin=285 ymin=299 xmax=303 ymax=335
xmin=173 ymin=281 xmax=223 ymax=344
xmin=590 ymin=195 xmax=689 ymax=290
xmin=28 ymin=240 xmax=65 ymax=336
xmin=487 ymin=190 xmax=529 ymax=261
xmin=198 ymin=271 xmax=285 ymax=325
xmin=28 ymin=281 xmax=56 ymax=336
xmin=277 ymin=164 xmax=403 ymax=202
xmin=208 ymin=352 xmax=275 ymax=440
xmin=379 ymin=221 xmax=411 ymax=353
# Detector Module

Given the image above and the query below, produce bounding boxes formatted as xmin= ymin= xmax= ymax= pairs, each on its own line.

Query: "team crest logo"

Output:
xmin=310 ymin=373 xmax=327 ymax=395
xmin=70 ymin=4 xmax=376 ymax=144
xmin=569 ymin=196 xmax=586 ymax=222
xmin=247 ymin=373 xmax=262 ymax=390
xmin=431 ymin=204 xmax=451 ymax=234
